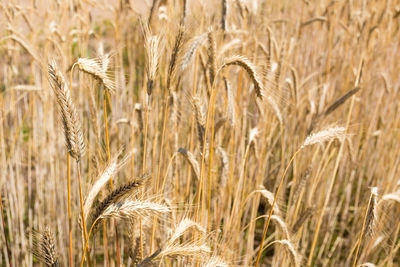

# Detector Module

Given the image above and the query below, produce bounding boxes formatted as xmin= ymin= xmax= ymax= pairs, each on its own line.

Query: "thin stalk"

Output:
xmin=307 ymin=96 xmax=355 ymax=266
xmin=103 ymin=90 xmax=121 ymax=266
xmin=381 ymin=223 xmax=400 ymax=265
xmin=102 ymin=221 xmax=109 ymax=267
xmin=226 ymin=139 xmax=252 ymax=237
xmin=66 ymin=64 xmax=76 ymax=267
xmin=67 ymin=154 xmax=73 ymax=267
xmin=139 ymin=93 xmax=150 ymax=260
xmin=196 ymin=86 xmax=216 ymax=224
xmin=155 ymin=90 xmax=170 ymax=191
xmin=185 ymin=50 xmax=200 ymax=199
xmin=142 ymin=95 xmax=149 ymax=174
xmin=389 ymin=223 xmax=400 ymax=265
xmin=352 ymin=192 xmax=375 ymax=267
xmin=104 ymin=91 xmax=112 ymax=173
xmin=254 ymin=149 xmax=301 ymax=267
xmin=206 ymin=87 xmax=217 ymax=232
xmin=151 ymin=90 xmax=170 ymax=251
xmin=244 ymin=131 xmax=271 ymax=265
xmin=76 ymin=161 xmax=91 ymax=267
xmin=131 ymin=123 xmax=136 ymax=178
xmin=160 ymin=153 xmax=178 ymax=194
xmin=114 ymin=222 xmax=121 ymax=266
xmin=139 ymin=210 xmax=144 ymax=259
xmin=0 ymin=189 xmax=12 ymax=267
xmin=102 ymin=88 xmax=111 ymax=267
xmin=81 ymin=217 xmax=104 ymax=267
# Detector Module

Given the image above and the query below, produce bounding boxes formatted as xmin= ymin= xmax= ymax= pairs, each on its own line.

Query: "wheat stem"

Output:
xmin=81 ymin=217 xmax=102 ymax=267
xmin=139 ymin=93 xmax=150 ymax=260
xmin=352 ymin=189 xmax=377 ymax=267
xmin=151 ymin=89 xmax=171 ymax=253
xmin=0 ymin=189 xmax=11 ymax=267
xmin=254 ymin=149 xmax=301 ymax=267
xmin=206 ymin=87 xmax=217 ymax=232
xmin=103 ymin=87 xmax=120 ymax=266
xmin=67 ymin=154 xmax=73 ymax=267
xmin=76 ymin=161 xmax=91 ymax=267
xmin=307 ymin=103 xmax=354 ymax=266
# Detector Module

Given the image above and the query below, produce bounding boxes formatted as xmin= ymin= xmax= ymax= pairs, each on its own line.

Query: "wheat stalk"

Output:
xmin=353 ymin=187 xmax=379 ymax=267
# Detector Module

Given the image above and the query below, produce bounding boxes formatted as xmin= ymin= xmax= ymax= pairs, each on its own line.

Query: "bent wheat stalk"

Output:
xmin=0 ymin=190 xmax=11 ymax=267
xmin=48 ymin=60 xmax=88 ymax=266
xmin=255 ymin=126 xmax=347 ymax=266
xmin=352 ymin=187 xmax=378 ymax=267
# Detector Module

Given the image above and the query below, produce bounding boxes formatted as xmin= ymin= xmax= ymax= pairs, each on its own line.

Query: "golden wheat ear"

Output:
xmin=365 ymin=187 xmax=379 ymax=238
xmin=83 ymin=149 xmax=130 ymax=223
xmin=144 ymin=32 xmax=162 ymax=96
xmin=98 ymin=199 xmax=170 ymax=223
xmin=48 ymin=60 xmax=85 ymax=161
xmin=276 ymin=240 xmax=301 ymax=267
xmin=88 ymin=173 xmax=149 ymax=230
xmin=31 ymin=227 xmax=59 ymax=267
xmin=190 ymin=95 xmax=207 ymax=151
xmin=302 ymin=126 xmax=347 ymax=148
xmin=167 ymin=25 xmax=186 ymax=90
xmin=207 ymin=29 xmax=217 ymax=84
xmin=178 ymin=148 xmax=200 ymax=180
xmin=221 ymin=55 xmax=265 ymax=98
xmin=75 ymin=56 xmax=116 ymax=93
xmin=179 ymin=32 xmax=208 ymax=73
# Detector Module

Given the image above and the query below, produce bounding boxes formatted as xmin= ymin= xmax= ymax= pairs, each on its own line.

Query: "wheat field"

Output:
xmin=0 ymin=0 xmax=400 ymax=266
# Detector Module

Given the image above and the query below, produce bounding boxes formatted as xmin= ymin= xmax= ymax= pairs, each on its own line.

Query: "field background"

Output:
xmin=0 ymin=0 xmax=400 ymax=266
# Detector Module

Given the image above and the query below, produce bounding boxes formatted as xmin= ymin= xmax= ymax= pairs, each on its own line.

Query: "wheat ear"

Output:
xmin=221 ymin=55 xmax=264 ymax=98
xmin=88 ymin=174 xmax=148 ymax=230
xmin=31 ymin=227 xmax=59 ymax=267
xmin=48 ymin=60 xmax=85 ymax=161
xmin=145 ymin=33 xmax=161 ymax=95
xmin=178 ymin=148 xmax=200 ymax=180
xmin=76 ymin=57 xmax=116 ymax=93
